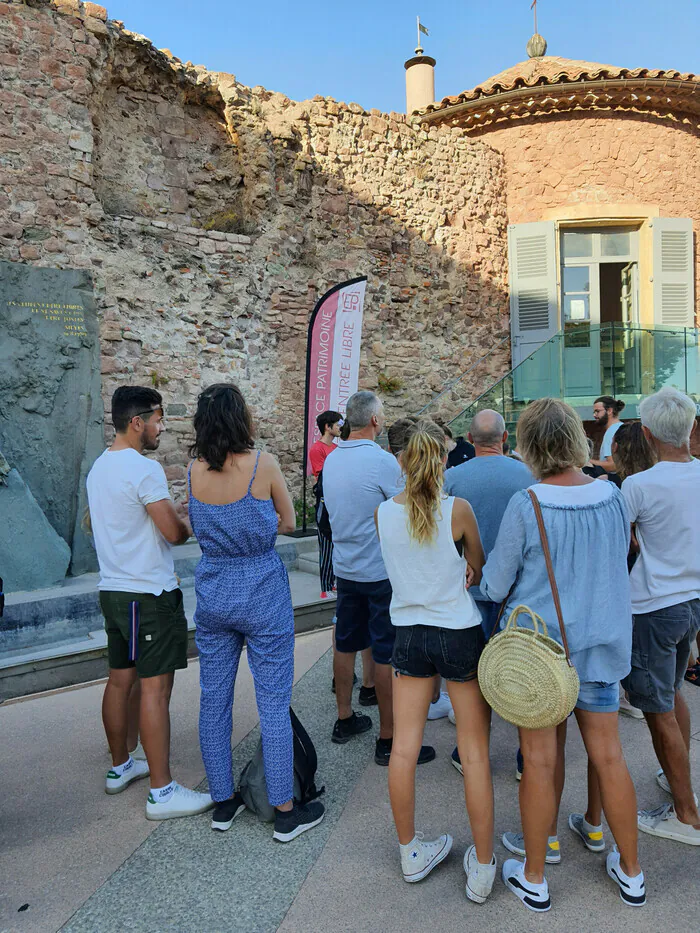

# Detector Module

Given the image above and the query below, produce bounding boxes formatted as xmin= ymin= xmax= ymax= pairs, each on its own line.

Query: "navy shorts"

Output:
xmin=623 ymin=598 xmax=700 ymax=714
xmin=392 ymin=623 xmax=485 ymax=683
xmin=334 ymin=576 xmax=395 ymax=665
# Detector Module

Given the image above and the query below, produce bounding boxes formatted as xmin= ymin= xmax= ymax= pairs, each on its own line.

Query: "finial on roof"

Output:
xmin=527 ymin=0 xmax=547 ymax=57
xmin=526 ymin=33 xmax=547 ymax=58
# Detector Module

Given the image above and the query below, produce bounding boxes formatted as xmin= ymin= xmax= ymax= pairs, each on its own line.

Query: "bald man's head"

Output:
xmin=469 ymin=409 xmax=506 ymax=448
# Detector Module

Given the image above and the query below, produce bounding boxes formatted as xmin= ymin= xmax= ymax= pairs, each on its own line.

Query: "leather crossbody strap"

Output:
xmin=527 ymin=488 xmax=573 ymax=665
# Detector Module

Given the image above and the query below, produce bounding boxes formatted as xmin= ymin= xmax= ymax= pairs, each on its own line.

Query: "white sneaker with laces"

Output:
xmin=427 ymin=691 xmax=453 ymax=721
xmin=656 ymin=769 xmax=698 ymax=804
xmin=618 ymin=695 xmax=644 ymax=720
xmin=400 ymin=832 xmax=453 ymax=882
xmin=638 ymin=803 xmax=700 ymax=845
xmin=105 ymin=757 xmax=150 ymax=795
xmin=606 ymin=848 xmax=646 ymax=906
xmin=145 ymin=783 xmax=214 ymax=821
xmin=502 ymin=859 xmax=551 ymax=912
xmin=464 ymin=844 xmax=497 ymax=903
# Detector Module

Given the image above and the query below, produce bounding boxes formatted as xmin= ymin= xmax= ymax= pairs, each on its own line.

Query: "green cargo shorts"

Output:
xmin=100 ymin=588 xmax=188 ymax=679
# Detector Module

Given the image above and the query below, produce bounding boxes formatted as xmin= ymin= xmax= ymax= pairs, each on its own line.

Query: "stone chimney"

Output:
xmin=404 ymin=49 xmax=436 ymax=115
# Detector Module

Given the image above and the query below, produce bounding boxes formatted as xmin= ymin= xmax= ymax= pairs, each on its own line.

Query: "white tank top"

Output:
xmin=377 ymin=495 xmax=482 ymax=630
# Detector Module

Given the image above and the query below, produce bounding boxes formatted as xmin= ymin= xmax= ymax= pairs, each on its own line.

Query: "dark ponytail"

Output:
xmin=595 ymin=396 xmax=625 ymax=416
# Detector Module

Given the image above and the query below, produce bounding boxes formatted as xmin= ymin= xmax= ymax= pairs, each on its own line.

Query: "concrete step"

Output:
xmin=297 ymin=555 xmax=320 ymax=576
xmin=0 ymin=534 xmax=330 ymax=702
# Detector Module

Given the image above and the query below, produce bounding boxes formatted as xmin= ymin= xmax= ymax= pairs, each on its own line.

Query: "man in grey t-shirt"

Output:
xmin=444 ymin=410 xmax=533 ymax=638
xmin=323 ymin=391 xmax=434 ymax=767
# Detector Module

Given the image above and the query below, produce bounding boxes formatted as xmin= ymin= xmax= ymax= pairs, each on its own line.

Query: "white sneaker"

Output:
xmin=427 ymin=691 xmax=453 ymax=721
xmin=130 ymin=741 xmax=147 ymax=761
xmin=464 ymin=844 xmax=497 ymax=903
xmin=638 ymin=803 xmax=700 ymax=845
xmin=400 ymin=832 xmax=453 ymax=882
xmin=502 ymin=859 xmax=551 ymax=912
xmin=448 ymin=708 xmax=456 ymax=725
xmin=656 ymin=769 xmax=699 ymax=804
xmin=619 ymin=695 xmax=644 ymax=720
xmin=105 ymin=757 xmax=150 ymax=795
xmin=606 ymin=848 xmax=646 ymax=906
xmin=146 ymin=783 xmax=214 ymax=821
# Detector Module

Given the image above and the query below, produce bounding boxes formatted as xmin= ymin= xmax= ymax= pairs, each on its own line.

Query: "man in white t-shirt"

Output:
xmin=590 ymin=395 xmax=625 ymax=473
xmin=622 ymin=387 xmax=700 ymax=846
xmin=87 ymin=386 xmax=212 ymax=821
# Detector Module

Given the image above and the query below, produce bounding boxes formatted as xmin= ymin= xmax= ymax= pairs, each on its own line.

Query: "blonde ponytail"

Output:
xmin=402 ymin=419 xmax=447 ymax=544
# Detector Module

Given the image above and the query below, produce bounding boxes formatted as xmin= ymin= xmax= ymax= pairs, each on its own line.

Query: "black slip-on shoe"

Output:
xmin=273 ymin=801 xmax=325 ymax=842
xmin=331 ymin=711 xmax=372 ymax=744
xmin=211 ymin=792 xmax=246 ymax=832
xmin=375 ymin=739 xmax=436 ymax=766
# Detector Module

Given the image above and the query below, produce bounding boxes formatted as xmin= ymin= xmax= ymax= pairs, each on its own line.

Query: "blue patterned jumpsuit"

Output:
xmin=188 ymin=452 xmax=295 ymax=806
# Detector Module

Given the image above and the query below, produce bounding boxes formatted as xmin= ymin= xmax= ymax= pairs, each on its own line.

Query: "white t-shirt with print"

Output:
xmin=86 ymin=449 xmax=178 ymax=595
xmin=622 ymin=459 xmax=700 ymax=614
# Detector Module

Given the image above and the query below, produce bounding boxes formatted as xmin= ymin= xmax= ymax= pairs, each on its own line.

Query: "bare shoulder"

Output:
xmin=257 ymin=450 xmax=280 ymax=471
xmin=451 ymin=496 xmax=474 ymax=517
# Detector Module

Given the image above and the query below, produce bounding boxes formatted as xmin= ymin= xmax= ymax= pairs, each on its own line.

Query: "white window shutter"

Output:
xmin=652 ymin=218 xmax=695 ymax=327
xmin=508 ymin=221 xmax=559 ymax=367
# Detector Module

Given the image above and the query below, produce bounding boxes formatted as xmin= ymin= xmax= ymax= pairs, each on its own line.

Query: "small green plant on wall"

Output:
xmin=293 ymin=496 xmax=316 ymax=528
xmin=377 ymin=373 xmax=404 ymax=394
xmin=150 ymin=371 xmax=169 ymax=389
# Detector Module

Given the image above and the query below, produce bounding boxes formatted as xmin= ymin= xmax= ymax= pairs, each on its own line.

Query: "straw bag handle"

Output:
xmin=527 ymin=488 xmax=574 ymax=666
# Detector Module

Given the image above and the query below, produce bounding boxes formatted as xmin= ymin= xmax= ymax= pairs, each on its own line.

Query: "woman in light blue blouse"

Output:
xmin=481 ymin=399 xmax=645 ymax=913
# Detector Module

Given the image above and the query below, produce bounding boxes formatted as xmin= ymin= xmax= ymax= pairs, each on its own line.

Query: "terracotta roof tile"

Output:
xmin=425 ymin=56 xmax=700 ymax=113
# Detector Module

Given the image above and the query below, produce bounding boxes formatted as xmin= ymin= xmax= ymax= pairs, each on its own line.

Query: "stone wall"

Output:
xmin=475 ymin=110 xmax=700 ymax=317
xmin=0 ymin=0 xmax=510 ymax=511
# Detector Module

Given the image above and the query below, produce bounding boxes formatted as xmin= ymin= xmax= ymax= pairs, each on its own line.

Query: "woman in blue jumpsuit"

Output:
xmin=188 ymin=383 xmax=324 ymax=841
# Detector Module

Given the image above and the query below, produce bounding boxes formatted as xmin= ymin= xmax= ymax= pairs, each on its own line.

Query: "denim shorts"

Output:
xmin=622 ymin=598 xmax=700 ymax=714
xmin=392 ymin=623 xmax=485 ymax=683
xmin=335 ymin=576 xmax=395 ymax=665
xmin=576 ymin=680 xmax=619 ymax=713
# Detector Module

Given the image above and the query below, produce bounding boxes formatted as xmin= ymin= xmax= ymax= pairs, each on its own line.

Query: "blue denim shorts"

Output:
xmin=576 ymin=680 xmax=619 ymax=713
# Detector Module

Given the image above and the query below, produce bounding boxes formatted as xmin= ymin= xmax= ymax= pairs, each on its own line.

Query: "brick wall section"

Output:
xmin=476 ymin=111 xmax=700 ymax=319
xmin=0 ymin=0 xmax=510 ymax=501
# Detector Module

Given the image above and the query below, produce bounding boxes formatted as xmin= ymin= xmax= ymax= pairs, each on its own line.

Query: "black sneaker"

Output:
xmin=273 ymin=800 xmax=325 ymax=843
xmin=374 ymin=738 xmax=436 ymax=767
xmin=211 ymin=792 xmax=246 ymax=832
xmin=358 ymin=685 xmax=378 ymax=707
xmin=331 ymin=672 xmax=358 ymax=694
xmin=332 ymin=711 xmax=372 ymax=744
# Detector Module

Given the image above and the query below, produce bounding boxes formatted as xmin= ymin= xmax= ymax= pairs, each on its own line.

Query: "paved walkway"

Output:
xmin=1 ymin=629 xmax=699 ymax=933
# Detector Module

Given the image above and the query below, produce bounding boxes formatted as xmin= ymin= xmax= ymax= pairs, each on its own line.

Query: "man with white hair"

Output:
xmin=622 ymin=387 xmax=700 ymax=845
xmin=323 ymin=391 xmax=435 ymax=766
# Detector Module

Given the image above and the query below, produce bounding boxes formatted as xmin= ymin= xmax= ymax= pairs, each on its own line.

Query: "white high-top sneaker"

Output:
xmin=400 ymin=832 xmax=453 ymax=882
xmin=464 ymin=844 xmax=497 ymax=903
xmin=146 ymin=783 xmax=214 ymax=821
xmin=105 ymin=757 xmax=150 ymax=795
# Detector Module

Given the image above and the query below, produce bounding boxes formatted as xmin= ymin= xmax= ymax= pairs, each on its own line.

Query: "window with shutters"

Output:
xmin=652 ymin=219 xmax=694 ymax=328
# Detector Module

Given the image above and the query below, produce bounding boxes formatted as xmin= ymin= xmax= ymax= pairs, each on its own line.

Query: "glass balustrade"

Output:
xmin=446 ymin=324 xmax=699 ymax=437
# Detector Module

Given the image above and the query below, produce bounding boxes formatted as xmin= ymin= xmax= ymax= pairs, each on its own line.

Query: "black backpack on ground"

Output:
xmin=239 ymin=707 xmax=325 ymax=822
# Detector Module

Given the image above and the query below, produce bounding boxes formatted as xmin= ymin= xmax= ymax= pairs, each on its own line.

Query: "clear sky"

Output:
xmin=106 ymin=0 xmax=699 ymax=114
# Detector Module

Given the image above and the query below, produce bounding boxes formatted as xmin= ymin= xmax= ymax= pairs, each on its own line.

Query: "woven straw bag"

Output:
xmin=477 ymin=489 xmax=580 ymax=729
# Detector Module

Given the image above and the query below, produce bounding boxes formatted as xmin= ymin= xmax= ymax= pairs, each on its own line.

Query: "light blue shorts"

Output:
xmin=576 ymin=680 xmax=619 ymax=713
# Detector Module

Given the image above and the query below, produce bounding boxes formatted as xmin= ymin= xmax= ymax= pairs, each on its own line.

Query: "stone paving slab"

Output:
xmin=280 ymin=685 xmax=700 ymax=933
xmin=61 ymin=647 xmax=376 ymax=933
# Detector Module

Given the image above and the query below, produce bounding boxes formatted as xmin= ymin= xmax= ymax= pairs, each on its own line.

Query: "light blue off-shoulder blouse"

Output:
xmin=481 ymin=485 xmax=631 ymax=685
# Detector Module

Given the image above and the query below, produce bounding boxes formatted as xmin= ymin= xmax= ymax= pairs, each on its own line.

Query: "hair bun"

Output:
xmin=616 ymin=400 xmax=626 ymax=413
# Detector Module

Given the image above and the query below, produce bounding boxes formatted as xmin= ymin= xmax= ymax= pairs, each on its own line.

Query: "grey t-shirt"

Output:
xmin=322 ymin=439 xmax=403 ymax=583
xmin=444 ymin=454 xmax=533 ymax=601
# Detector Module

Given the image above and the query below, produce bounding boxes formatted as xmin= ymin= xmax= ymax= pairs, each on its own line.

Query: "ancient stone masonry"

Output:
xmin=0 ymin=0 xmax=510 ymax=510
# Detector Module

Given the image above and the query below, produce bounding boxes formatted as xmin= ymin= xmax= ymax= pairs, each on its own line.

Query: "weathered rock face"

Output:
xmin=0 ymin=262 xmax=102 ymax=574
xmin=0 ymin=0 xmax=510 ymax=512
xmin=0 ymin=468 xmax=72 ymax=592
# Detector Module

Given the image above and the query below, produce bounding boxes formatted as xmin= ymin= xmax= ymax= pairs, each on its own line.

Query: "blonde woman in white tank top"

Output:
xmin=374 ymin=420 xmax=497 ymax=902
